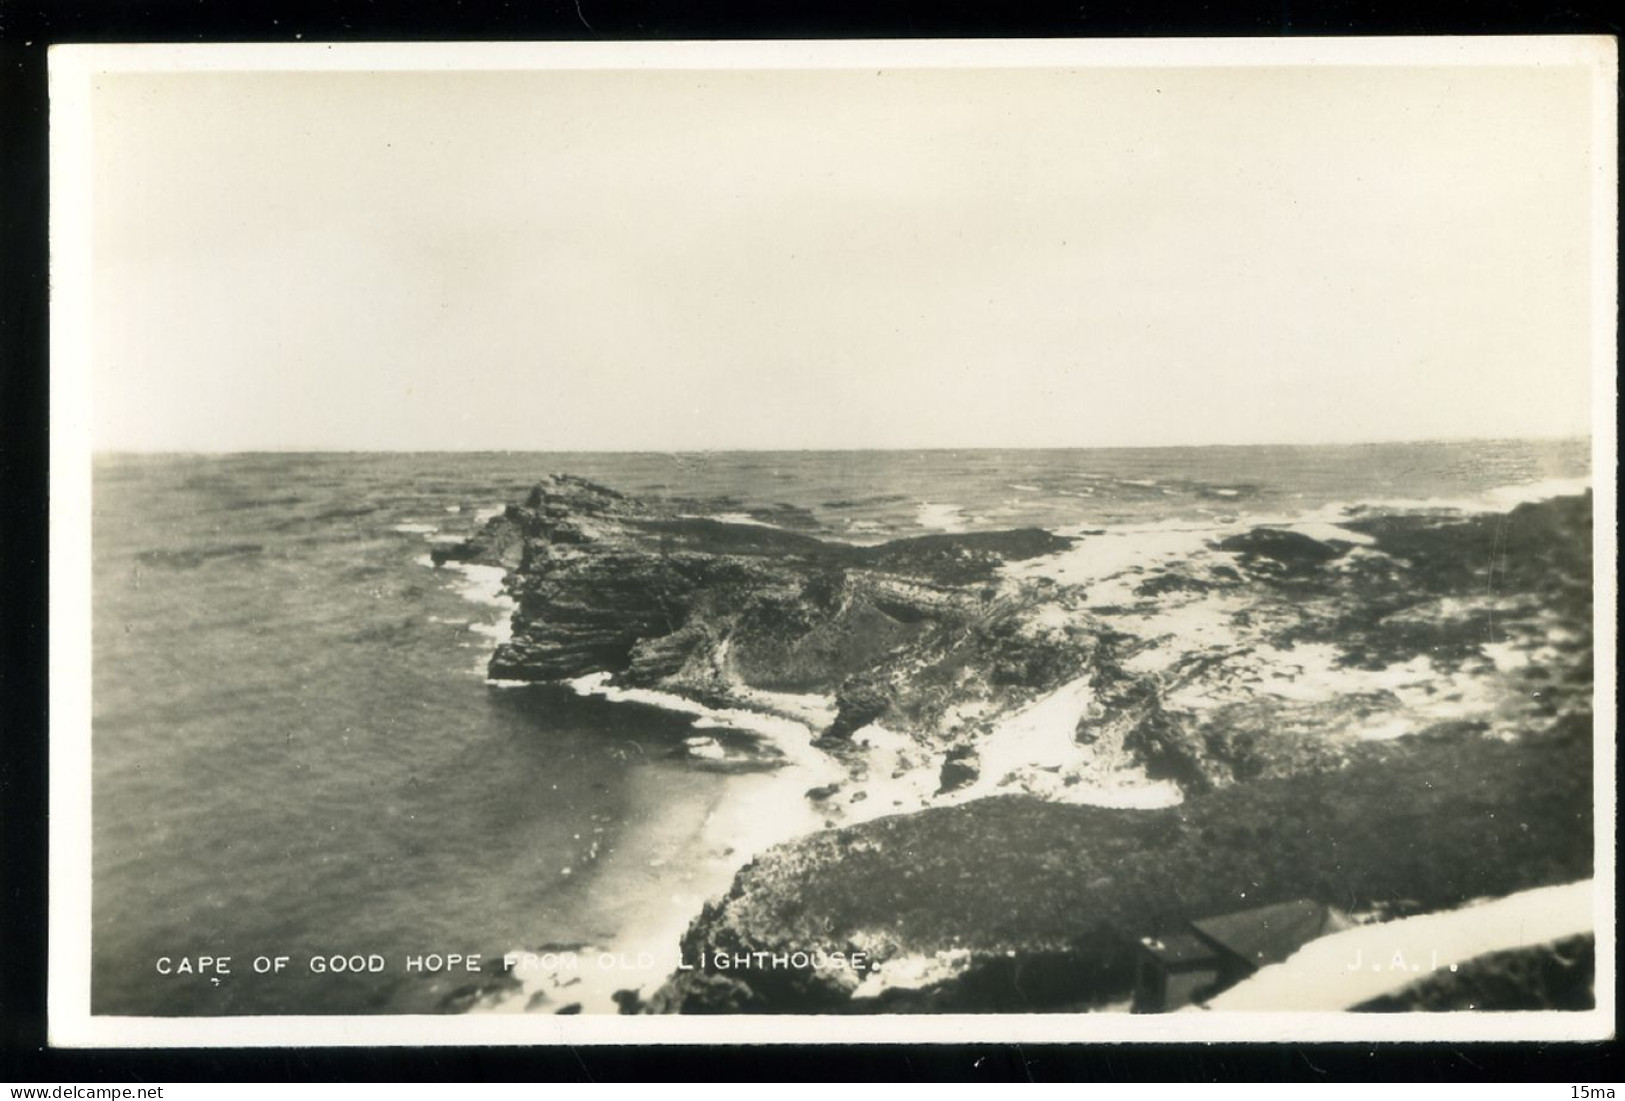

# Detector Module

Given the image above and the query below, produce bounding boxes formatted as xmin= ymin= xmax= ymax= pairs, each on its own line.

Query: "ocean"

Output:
xmin=89 ymin=440 xmax=1590 ymax=1015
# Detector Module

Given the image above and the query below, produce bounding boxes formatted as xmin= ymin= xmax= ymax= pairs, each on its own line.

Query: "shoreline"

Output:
xmin=419 ymin=471 xmax=1593 ymax=1014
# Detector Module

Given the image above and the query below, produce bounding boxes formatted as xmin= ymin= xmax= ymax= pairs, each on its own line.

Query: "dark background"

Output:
xmin=2 ymin=0 xmax=1618 ymax=1083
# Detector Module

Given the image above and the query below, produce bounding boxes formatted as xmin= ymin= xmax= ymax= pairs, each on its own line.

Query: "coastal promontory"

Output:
xmin=436 ymin=475 xmax=1595 ymax=1013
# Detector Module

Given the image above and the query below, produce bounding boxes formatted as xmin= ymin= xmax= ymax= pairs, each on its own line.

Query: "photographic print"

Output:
xmin=47 ymin=38 xmax=1616 ymax=1046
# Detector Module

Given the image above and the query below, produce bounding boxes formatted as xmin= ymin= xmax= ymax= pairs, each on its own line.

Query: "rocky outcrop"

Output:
xmin=440 ymin=479 xmax=1592 ymax=804
xmin=436 ymin=476 xmax=1594 ymax=1014
xmin=435 ymin=474 xmax=1087 ymax=733
xmin=647 ymin=718 xmax=1593 ymax=1013
xmin=1084 ymin=492 xmax=1594 ymax=792
xmin=1215 ymin=526 xmax=1352 ymax=576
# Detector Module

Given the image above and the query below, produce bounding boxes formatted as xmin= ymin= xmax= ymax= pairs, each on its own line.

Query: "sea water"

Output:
xmin=88 ymin=440 xmax=1588 ymax=1014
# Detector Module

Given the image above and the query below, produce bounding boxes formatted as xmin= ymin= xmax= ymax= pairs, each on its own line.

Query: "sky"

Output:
xmin=88 ymin=60 xmax=1602 ymax=451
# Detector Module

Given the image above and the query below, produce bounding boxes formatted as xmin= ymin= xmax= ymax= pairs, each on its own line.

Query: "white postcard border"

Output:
xmin=47 ymin=35 xmax=1619 ymax=1048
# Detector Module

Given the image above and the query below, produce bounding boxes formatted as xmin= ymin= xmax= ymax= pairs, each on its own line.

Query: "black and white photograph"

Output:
xmin=46 ymin=38 xmax=1616 ymax=1046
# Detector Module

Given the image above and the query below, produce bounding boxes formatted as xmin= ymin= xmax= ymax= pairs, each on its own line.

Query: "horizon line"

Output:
xmin=89 ymin=432 xmax=1593 ymax=457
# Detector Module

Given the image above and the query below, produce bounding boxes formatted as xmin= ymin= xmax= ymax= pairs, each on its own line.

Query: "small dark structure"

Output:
xmin=1130 ymin=930 xmax=1227 ymax=1014
xmin=1131 ymin=899 xmax=1353 ymax=1012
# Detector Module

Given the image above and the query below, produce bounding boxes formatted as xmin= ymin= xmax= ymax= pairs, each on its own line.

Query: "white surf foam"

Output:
xmin=956 ymin=676 xmax=1184 ymax=810
xmin=917 ymin=502 xmax=973 ymax=532
xmin=479 ymin=673 xmax=843 ymax=1016
xmin=683 ymin=735 xmax=728 ymax=761
xmin=1003 ymin=518 xmax=1222 ymax=590
xmin=412 ymin=553 xmax=518 ymax=663
xmin=707 ymin=512 xmax=780 ymax=529
xmin=565 ymin=672 xmax=838 ymax=774
xmin=1000 ymin=474 xmax=1585 ymax=594
xmin=1346 ymin=475 xmax=1592 ymax=517
xmin=447 ymin=562 xmax=512 ymax=609
xmin=833 ymin=723 xmax=946 ymax=825
xmin=1481 ymin=475 xmax=1593 ymax=509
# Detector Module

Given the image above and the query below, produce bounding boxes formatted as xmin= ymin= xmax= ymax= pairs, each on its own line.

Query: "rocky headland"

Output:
xmin=435 ymin=475 xmax=1595 ymax=1013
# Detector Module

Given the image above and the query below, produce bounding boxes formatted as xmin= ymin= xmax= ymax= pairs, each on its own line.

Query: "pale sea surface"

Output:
xmin=90 ymin=441 xmax=1589 ymax=1014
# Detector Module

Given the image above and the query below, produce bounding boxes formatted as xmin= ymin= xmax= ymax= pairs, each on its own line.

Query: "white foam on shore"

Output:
xmin=974 ymin=676 xmax=1096 ymax=789
xmin=473 ymin=505 xmax=506 ymax=523
xmin=692 ymin=639 xmax=843 ymax=730
xmin=392 ymin=522 xmax=438 ymax=534
xmin=836 ymin=723 xmax=946 ymax=824
xmin=835 ymin=679 xmax=1185 ymax=822
xmin=1003 ymin=518 xmax=1222 ymax=590
xmin=480 ymin=673 xmax=843 ymax=1016
xmin=1481 ymin=475 xmax=1592 ymax=508
xmin=957 ymin=676 xmax=1184 ymax=810
xmin=1347 ymin=475 xmax=1592 ymax=518
xmin=1199 ymin=879 xmax=1594 ymax=1012
xmin=1287 ymin=521 xmax=1376 ymax=545
xmin=1003 ymin=472 xmax=1591 ymax=610
xmin=1006 ymin=471 xmax=1590 ymax=594
xmin=448 ymin=562 xmax=513 ymax=610
xmin=1157 ymin=635 xmax=1525 ymax=741
xmin=724 ymin=683 xmax=840 ymax=731
xmin=412 ymin=553 xmax=517 ymax=660
xmin=707 ymin=512 xmax=780 ymax=529
xmin=459 ymin=466 xmax=1590 ymax=1015
xmin=999 ymin=479 xmax=1588 ymax=763
xmin=565 ymin=672 xmax=836 ymax=773
xmin=917 ymin=502 xmax=972 ymax=532
xmin=1115 ymin=594 xmax=1248 ymax=675
xmin=683 ymin=735 xmax=728 ymax=761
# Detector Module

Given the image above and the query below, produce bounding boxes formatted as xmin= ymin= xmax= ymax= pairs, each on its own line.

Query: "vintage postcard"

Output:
xmin=47 ymin=37 xmax=1616 ymax=1046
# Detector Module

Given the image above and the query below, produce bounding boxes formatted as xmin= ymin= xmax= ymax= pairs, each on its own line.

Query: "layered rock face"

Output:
xmin=438 ymin=476 xmax=1594 ymax=1013
xmin=435 ymin=474 xmax=1087 ymax=735
xmin=441 ymin=476 xmax=1591 ymax=797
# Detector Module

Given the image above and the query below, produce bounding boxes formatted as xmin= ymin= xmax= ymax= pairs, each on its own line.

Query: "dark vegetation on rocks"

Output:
xmin=1266 ymin=495 xmax=1594 ymax=672
xmin=1089 ymin=493 xmax=1594 ymax=794
xmin=436 ymin=476 xmax=1595 ymax=1014
xmin=645 ymin=717 xmax=1591 ymax=1012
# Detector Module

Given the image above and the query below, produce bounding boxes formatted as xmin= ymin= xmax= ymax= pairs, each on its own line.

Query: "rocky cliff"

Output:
xmin=437 ymin=477 xmax=1594 ymax=1013
xmin=436 ymin=474 xmax=1072 ymax=699
xmin=646 ymin=717 xmax=1593 ymax=1013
